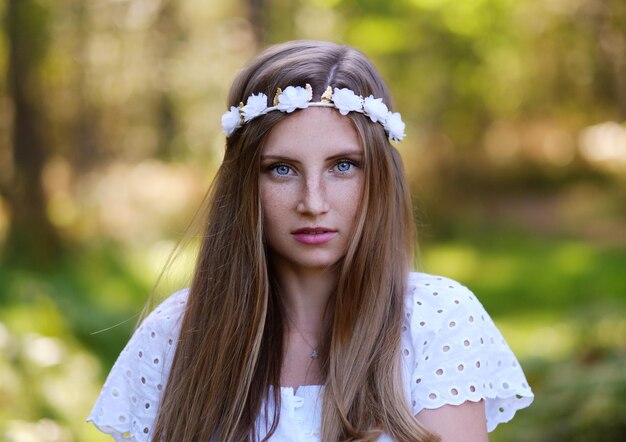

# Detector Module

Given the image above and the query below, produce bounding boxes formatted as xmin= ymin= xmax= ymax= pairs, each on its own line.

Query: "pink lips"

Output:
xmin=291 ymin=227 xmax=337 ymax=245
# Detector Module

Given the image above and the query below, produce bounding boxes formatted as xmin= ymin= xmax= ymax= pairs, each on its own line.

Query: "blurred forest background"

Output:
xmin=0 ymin=0 xmax=625 ymax=441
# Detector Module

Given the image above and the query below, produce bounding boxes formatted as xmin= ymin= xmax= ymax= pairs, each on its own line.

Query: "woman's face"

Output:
xmin=259 ymin=107 xmax=364 ymax=274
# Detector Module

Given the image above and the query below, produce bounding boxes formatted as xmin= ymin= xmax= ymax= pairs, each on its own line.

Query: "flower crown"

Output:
xmin=221 ymin=84 xmax=406 ymax=142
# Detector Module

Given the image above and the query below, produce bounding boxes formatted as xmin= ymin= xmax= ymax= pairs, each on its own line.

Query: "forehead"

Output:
xmin=262 ymin=107 xmax=362 ymax=156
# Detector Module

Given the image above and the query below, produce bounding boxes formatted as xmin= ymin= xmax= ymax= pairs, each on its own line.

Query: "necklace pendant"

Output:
xmin=310 ymin=350 xmax=319 ymax=359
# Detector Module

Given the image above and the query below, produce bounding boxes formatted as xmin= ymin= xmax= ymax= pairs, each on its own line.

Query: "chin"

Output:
xmin=268 ymin=247 xmax=346 ymax=273
xmin=296 ymin=259 xmax=340 ymax=271
xmin=282 ymin=255 xmax=343 ymax=272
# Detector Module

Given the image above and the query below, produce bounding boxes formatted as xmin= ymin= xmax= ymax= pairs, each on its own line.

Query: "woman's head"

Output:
xmin=221 ymin=40 xmax=413 ymax=271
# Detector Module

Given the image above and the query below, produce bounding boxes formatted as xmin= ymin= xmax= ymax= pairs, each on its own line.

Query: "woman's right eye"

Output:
xmin=272 ymin=164 xmax=291 ymax=176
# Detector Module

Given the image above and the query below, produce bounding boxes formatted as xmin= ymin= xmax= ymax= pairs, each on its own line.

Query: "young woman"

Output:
xmin=88 ymin=40 xmax=533 ymax=441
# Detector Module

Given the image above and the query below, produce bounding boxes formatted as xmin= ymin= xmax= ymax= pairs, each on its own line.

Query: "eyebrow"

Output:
xmin=260 ymin=149 xmax=364 ymax=162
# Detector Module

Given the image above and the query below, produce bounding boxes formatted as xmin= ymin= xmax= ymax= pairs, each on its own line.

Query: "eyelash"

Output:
xmin=267 ymin=159 xmax=360 ymax=176
xmin=268 ymin=163 xmax=291 ymax=176
xmin=334 ymin=159 xmax=359 ymax=174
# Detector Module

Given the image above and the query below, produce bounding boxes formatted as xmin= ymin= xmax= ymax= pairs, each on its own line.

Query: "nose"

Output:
xmin=296 ymin=176 xmax=330 ymax=215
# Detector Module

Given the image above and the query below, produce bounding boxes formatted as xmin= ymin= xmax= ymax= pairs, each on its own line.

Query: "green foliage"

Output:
xmin=0 ymin=244 xmax=152 ymax=441
xmin=422 ymin=228 xmax=626 ymax=316
xmin=489 ymin=313 xmax=626 ymax=441
xmin=421 ymin=228 xmax=626 ymax=441
xmin=0 ymin=244 xmax=152 ymax=371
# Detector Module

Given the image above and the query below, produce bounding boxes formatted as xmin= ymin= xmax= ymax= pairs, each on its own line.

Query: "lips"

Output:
xmin=291 ymin=227 xmax=337 ymax=245
xmin=292 ymin=227 xmax=336 ymax=235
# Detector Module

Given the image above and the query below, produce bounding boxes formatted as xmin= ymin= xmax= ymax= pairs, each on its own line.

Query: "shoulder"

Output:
xmin=119 ymin=288 xmax=189 ymax=368
xmin=402 ymin=272 xmax=491 ymax=372
xmin=139 ymin=288 xmax=189 ymax=341
xmin=87 ymin=288 xmax=189 ymax=441
xmin=405 ymin=272 xmax=474 ymax=305
xmin=404 ymin=272 xmax=484 ymax=331
xmin=402 ymin=272 xmax=534 ymax=432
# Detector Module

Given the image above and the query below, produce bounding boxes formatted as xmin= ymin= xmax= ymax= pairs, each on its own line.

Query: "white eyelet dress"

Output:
xmin=87 ymin=273 xmax=534 ymax=441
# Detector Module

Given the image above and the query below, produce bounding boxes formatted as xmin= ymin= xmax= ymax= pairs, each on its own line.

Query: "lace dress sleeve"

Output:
xmin=87 ymin=289 xmax=188 ymax=441
xmin=403 ymin=273 xmax=533 ymax=432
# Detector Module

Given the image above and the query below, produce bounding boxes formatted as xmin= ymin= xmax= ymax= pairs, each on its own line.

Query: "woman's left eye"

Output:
xmin=335 ymin=161 xmax=354 ymax=173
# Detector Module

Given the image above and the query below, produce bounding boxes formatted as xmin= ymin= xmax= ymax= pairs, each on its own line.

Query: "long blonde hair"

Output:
xmin=152 ymin=40 xmax=438 ymax=442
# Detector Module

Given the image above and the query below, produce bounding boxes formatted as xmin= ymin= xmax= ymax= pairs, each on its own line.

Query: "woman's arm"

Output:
xmin=416 ymin=400 xmax=489 ymax=442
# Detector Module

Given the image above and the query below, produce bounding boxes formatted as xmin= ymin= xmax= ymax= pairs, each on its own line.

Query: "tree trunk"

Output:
xmin=72 ymin=0 xmax=102 ymax=173
xmin=248 ymin=0 xmax=266 ymax=45
xmin=2 ymin=0 xmax=62 ymax=267
xmin=154 ymin=0 xmax=183 ymax=160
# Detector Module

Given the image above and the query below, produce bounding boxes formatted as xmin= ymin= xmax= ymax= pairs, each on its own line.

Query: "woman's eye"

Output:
xmin=273 ymin=164 xmax=291 ymax=175
xmin=336 ymin=161 xmax=353 ymax=173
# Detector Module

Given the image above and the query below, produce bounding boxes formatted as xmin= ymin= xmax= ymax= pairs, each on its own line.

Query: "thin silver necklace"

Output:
xmin=285 ymin=315 xmax=320 ymax=359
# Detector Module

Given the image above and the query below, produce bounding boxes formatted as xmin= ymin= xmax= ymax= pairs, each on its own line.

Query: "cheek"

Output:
xmin=331 ymin=177 xmax=364 ymax=218
xmin=260 ymin=183 xmax=289 ymax=227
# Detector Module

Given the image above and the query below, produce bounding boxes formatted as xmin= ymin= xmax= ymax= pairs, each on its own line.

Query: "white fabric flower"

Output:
xmin=332 ymin=88 xmax=363 ymax=115
xmin=384 ymin=112 xmax=406 ymax=141
xmin=221 ymin=106 xmax=242 ymax=136
xmin=276 ymin=86 xmax=311 ymax=113
xmin=220 ymin=84 xmax=407 ymax=142
xmin=241 ymin=93 xmax=268 ymax=122
xmin=363 ymin=95 xmax=389 ymax=123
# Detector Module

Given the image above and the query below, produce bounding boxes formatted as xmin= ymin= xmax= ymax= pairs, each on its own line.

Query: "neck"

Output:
xmin=272 ymin=263 xmax=338 ymax=333
xmin=272 ymin=262 xmax=336 ymax=387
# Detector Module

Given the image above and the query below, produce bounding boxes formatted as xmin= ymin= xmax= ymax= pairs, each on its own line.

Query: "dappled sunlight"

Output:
xmin=79 ymin=160 xmax=206 ymax=244
xmin=501 ymin=317 xmax=576 ymax=361
xmin=595 ymin=315 xmax=626 ymax=351
xmin=579 ymin=121 xmax=626 ymax=174
xmin=422 ymin=232 xmax=626 ymax=315
xmin=4 ymin=419 xmax=72 ymax=442
xmin=347 ymin=17 xmax=409 ymax=54
xmin=468 ymin=257 xmax=519 ymax=293
xmin=551 ymin=242 xmax=594 ymax=276
xmin=421 ymin=244 xmax=480 ymax=281
xmin=2 ymin=288 xmax=67 ymax=337
xmin=145 ymin=238 xmax=199 ymax=292
xmin=483 ymin=121 xmax=522 ymax=165
xmin=296 ymin=4 xmax=339 ymax=41
xmin=22 ymin=334 xmax=65 ymax=368
xmin=482 ymin=119 xmax=578 ymax=168
xmin=0 ymin=198 xmax=8 ymax=244
xmin=0 ymin=320 xmax=110 ymax=442
xmin=38 ymin=156 xmax=210 ymax=246
xmin=491 ymin=308 xmax=626 ymax=442
xmin=422 ymin=244 xmax=519 ymax=294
